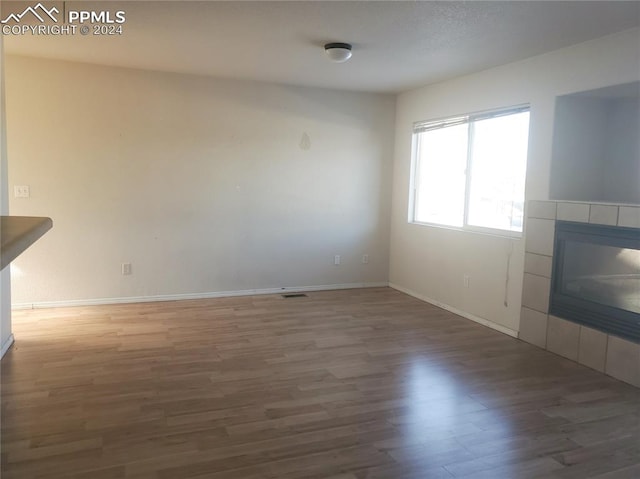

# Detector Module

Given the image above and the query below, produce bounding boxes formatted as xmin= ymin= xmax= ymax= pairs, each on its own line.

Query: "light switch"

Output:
xmin=14 ymin=185 xmax=30 ymax=198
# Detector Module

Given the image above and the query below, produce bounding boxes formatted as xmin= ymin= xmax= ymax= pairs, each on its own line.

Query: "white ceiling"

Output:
xmin=3 ymin=1 xmax=640 ymax=93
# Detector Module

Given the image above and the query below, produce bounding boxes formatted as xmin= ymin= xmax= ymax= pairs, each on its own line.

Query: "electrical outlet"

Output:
xmin=362 ymin=254 xmax=369 ymax=264
xmin=463 ymin=274 xmax=470 ymax=288
xmin=334 ymin=255 xmax=341 ymax=265
xmin=14 ymin=185 xmax=30 ymax=198
xmin=122 ymin=263 xmax=132 ymax=275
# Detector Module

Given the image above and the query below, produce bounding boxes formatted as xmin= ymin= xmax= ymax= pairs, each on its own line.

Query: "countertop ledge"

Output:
xmin=1 ymin=216 xmax=53 ymax=270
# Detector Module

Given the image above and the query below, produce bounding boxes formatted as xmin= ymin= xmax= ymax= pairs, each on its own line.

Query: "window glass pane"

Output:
xmin=466 ymin=111 xmax=529 ymax=232
xmin=414 ymin=124 xmax=468 ymax=227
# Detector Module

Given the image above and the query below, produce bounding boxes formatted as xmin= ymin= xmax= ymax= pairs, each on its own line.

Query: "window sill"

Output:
xmin=409 ymin=220 xmax=523 ymax=240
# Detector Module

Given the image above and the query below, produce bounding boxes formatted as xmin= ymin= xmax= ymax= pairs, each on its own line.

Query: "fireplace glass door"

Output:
xmin=550 ymin=221 xmax=640 ymax=342
xmin=559 ymin=241 xmax=639 ymax=314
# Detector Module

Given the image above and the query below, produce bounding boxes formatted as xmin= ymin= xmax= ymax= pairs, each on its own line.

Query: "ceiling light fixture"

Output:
xmin=324 ymin=42 xmax=352 ymax=63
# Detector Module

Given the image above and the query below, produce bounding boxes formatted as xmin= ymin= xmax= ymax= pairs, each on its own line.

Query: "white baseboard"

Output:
xmin=389 ymin=282 xmax=518 ymax=338
xmin=11 ymin=282 xmax=517 ymax=340
xmin=1 ymin=334 xmax=15 ymax=358
xmin=12 ymin=282 xmax=390 ymax=310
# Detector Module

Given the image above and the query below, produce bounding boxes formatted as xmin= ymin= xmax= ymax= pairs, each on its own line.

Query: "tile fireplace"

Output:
xmin=519 ymin=200 xmax=640 ymax=387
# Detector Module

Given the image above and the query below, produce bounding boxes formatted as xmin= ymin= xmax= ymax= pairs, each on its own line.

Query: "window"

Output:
xmin=410 ymin=106 xmax=530 ymax=235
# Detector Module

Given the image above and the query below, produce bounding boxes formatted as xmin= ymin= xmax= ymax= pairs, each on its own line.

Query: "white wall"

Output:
xmin=6 ymin=56 xmax=395 ymax=305
xmin=550 ymin=97 xmax=609 ymax=202
xmin=550 ymin=94 xmax=640 ymax=204
xmin=390 ymin=28 xmax=640 ymax=333
xmin=1 ymin=32 xmax=12 ymax=353
xmin=604 ymin=98 xmax=640 ymax=204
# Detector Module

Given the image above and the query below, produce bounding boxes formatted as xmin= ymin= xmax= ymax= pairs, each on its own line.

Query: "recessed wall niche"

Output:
xmin=549 ymin=81 xmax=640 ymax=204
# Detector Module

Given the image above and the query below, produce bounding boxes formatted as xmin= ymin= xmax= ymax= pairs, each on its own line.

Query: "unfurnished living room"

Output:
xmin=1 ymin=1 xmax=639 ymax=478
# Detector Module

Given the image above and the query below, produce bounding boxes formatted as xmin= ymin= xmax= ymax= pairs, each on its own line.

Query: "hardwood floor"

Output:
xmin=2 ymin=287 xmax=639 ymax=478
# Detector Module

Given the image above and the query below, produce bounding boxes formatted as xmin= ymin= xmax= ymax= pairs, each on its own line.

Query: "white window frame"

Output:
xmin=409 ymin=104 xmax=530 ymax=238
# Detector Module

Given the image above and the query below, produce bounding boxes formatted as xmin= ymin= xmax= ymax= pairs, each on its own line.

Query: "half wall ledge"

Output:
xmin=1 ymin=216 xmax=53 ymax=270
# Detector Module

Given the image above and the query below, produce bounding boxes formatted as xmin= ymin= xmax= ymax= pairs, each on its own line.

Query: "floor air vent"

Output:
xmin=282 ymin=293 xmax=308 ymax=298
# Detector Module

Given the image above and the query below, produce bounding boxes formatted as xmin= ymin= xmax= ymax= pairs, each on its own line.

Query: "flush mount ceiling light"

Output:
xmin=324 ymin=42 xmax=352 ymax=63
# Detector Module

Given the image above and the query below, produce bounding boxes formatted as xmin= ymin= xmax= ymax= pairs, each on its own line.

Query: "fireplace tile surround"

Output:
xmin=519 ymin=200 xmax=640 ymax=387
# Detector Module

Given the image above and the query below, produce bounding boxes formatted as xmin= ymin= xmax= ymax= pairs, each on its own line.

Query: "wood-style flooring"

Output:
xmin=2 ymin=287 xmax=639 ymax=478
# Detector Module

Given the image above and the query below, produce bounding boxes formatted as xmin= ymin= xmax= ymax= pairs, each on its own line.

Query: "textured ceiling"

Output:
xmin=3 ymin=1 xmax=640 ymax=93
